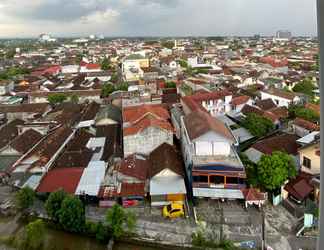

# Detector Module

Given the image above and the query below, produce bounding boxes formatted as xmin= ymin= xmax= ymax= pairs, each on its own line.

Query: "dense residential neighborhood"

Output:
xmin=0 ymin=35 xmax=320 ymax=250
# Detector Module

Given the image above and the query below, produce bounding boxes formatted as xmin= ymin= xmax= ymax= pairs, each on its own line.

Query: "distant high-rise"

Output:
xmin=276 ymin=30 xmax=292 ymax=40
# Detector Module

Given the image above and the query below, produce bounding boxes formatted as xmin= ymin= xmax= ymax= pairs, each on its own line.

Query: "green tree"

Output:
xmin=165 ymin=81 xmax=176 ymax=88
xmin=101 ymin=83 xmax=115 ymax=97
xmin=45 ymin=189 xmax=67 ymax=222
xmin=6 ymin=49 xmax=16 ymax=59
xmin=242 ymin=113 xmax=274 ymax=137
xmin=239 ymin=153 xmax=259 ymax=187
xmin=178 ymin=60 xmax=188 ymax=68
xmin=70 ymin=94 xmax=79 ymax=104
xmin=47 ymin=93 xmax=67 ymax=106
xmin=257 ymin=151 xmax=297 ymax=191
xmin=95 ymin=222 xmax=109 ymax=243
xmin=106 ymin=204 xmax=136 ymax=239
xmin=110 ymin=73 xmax=118 ymax=83
xmin=58 ymin=196 xmax=85 ymax=233
xmin=292 ymin=78 xmax=316 ymax=97
xmin=289 ymin=105 xmax=319 ymax=123
xmin=195 ymin=68 xmax=209 ymax=74
xmin=15 ymin=187 xmax=35 ymax=210
xmin=18 ymin=219 xmax=45 ymax=250
xmin=101 ymin=58 xmax=111 ymax=71
xmin=161 ymin=41 xmax=174 ymax=49
xmin=116 ymin=82 xmax=128 ymax=91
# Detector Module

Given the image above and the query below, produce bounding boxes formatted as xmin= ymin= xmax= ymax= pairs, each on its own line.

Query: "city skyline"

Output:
xmin=0 ymin=0 xmax=318 ymax=38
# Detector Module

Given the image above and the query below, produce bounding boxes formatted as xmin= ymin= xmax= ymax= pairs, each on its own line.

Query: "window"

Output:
xmin=193 ymin=175 xmax=208 ymax=183
xmin=303 ymin=157 xmax=311 ymax=169
xmin=226 ymin=177 xmax=238 ymax=184
xmin=210 ymin=175 xmax=224 ymax=184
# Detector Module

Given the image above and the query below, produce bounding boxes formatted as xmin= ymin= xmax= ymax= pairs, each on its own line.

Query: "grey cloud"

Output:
xmin=0 ymin=0 xmax=317 ymax=37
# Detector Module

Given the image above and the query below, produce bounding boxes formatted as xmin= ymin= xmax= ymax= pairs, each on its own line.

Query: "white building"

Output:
xmin=260 ymin=88 xmax=301 ymax=108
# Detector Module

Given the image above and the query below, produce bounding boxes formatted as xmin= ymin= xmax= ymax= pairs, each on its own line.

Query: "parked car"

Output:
xmin=162 ymin=203 xmax=184 ymax=218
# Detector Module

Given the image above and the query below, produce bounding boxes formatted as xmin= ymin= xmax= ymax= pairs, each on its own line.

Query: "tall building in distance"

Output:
xmin=276 ymin=30 xmax=292 ymax=40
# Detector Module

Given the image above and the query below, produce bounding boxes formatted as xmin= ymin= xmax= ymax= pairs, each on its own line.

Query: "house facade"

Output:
xmin=260 ymin=88 xmax=301 ymax=108
xmin=180 ymin=111 xmax=246 ymax=200
xmin=299 ymin=142 xmax=320 ymax=175
xmin=123 ymin=104 xmax=174 ymax=156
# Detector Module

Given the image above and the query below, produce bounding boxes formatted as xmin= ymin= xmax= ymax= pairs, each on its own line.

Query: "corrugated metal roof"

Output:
xmin=150 ymin=175 xmax=186 ymax=195
xmin=297 ymin=131 xmax=320 ymax=144
xmin=22 ymin=174 xmax=42 ymax=190
xmin=86 ymin=137 xmax=106 ymax=148
xmin=75 ymin=161 xmax=106 ymax=196
xmin=232 ymin=127 xmax=254 ymax=143
xmin=193 ymin=188 xmax=244 ymax=199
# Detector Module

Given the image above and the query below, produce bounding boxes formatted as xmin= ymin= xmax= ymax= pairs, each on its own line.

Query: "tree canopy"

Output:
xmin=289 ymin=105 xmax=319 ymax=123
xmin=15 ymin=187 xmax=35 ymax=210
xmin=257 ymin=151 xmax=297 ymax=191
xmin=0 ymin=67 xmax=31 ymax=80
xmin=70 ymin=94 xmax=79 ymax=104
xmin=47 ymin=93 xmax=67 ymax=106
xmin=18 ymin=219 xmax=45 ymax=250
xmin=45 ymin=189 xmax=67 ymax=222
xmin=165 ymin=81 xmax=177 ymax=88
xmin=106 ymin=204 xmax=136 ymax=239
xmin=101 ymin=58 xmax=111 ymax=71
xmin=178 ymin=60 xmax=188 ymax=68
xmin=242 ymin=113 xmax=274 ymax=137
xmin=292 ymin=78 xmax=317 ymax=97
xmin=101 ymin=82 xmax=129 ymax=97
xmin=58 ymin=195 xmax=85 ymax=233
xmin=161 ymin=41 xmax=174 ymax=49
xmin=101 ymin=83 xmax=115 ymax=97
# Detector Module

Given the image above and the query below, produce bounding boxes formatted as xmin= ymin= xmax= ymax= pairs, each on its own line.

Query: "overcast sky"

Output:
xmin=0 ymin=0 xmax=318 ymax=38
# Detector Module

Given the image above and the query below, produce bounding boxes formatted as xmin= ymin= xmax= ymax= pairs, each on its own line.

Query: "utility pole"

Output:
xmin=317 ymin=0 xmax=324 ymax=250
xmin=261 ymin=207 xmax=265 ymax=250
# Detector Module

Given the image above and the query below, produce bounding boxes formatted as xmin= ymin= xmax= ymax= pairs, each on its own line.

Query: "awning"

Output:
xmin=193 ymin=188 xmax=244 ymax=199
xmin=150 ymin=175 xmax=186 ymax=195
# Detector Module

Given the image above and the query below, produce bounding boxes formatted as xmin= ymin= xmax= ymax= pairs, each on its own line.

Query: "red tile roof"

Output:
xmin=231 ymin=95 xmax=250 ymax=106
xmin=123 ymin=117 xmax=173 ymax=136
xmin=284 ymin=176 xmax=313 ymax=201
xmin=305 ymin=103 xmax=320 ymax=115
xmin=9 ymin=129 xmax=43 ymax=154
xmin=123 ymin=104 xmax=170 ymax=123
xmin=123 ymin=104 xmax=173 ymax=136
xmin=242 ymin=188 xmax=266 ymax=201
xmin=118 ymin=154 xmax=149 ymax=181
xmin=86 ymin=63 xmax=100 ymax=70
xmin=36 ymin=167 xmax=84 ymax=194
xmin=252 ymin=134 xmax=299 ymax=155
xmin=184 ymin=110 xmax=235 ymax=141
xmin=293 ymin=118 xmax=320 ymax=131
xmin=191 ymin=90 xmax=232 ymax=102
xmin=118 ymin=183 xmax=145 ymax=197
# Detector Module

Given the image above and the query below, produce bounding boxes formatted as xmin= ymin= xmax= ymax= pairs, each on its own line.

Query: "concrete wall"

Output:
xmin=299 ymin=143 xmax=320 ymax=175
xmin=123 ymin=127 xmax=173 ymax=156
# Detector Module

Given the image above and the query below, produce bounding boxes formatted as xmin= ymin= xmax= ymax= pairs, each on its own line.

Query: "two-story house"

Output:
xmin=123 ymin=104 xmax=173 ymax=156
xmin=299 ymin=141 xmax=320 ymax=175
xmin=260 ymin=88 xmax=301 ymax=108
xmin=180 ymin=110 xmax=246 ymax=200
xmin=181 ymin=90 xmax=233 ymax=117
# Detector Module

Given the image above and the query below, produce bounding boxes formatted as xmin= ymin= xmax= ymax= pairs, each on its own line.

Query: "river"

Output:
xmin=0 ymin=216 xmax=170 ymax=250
